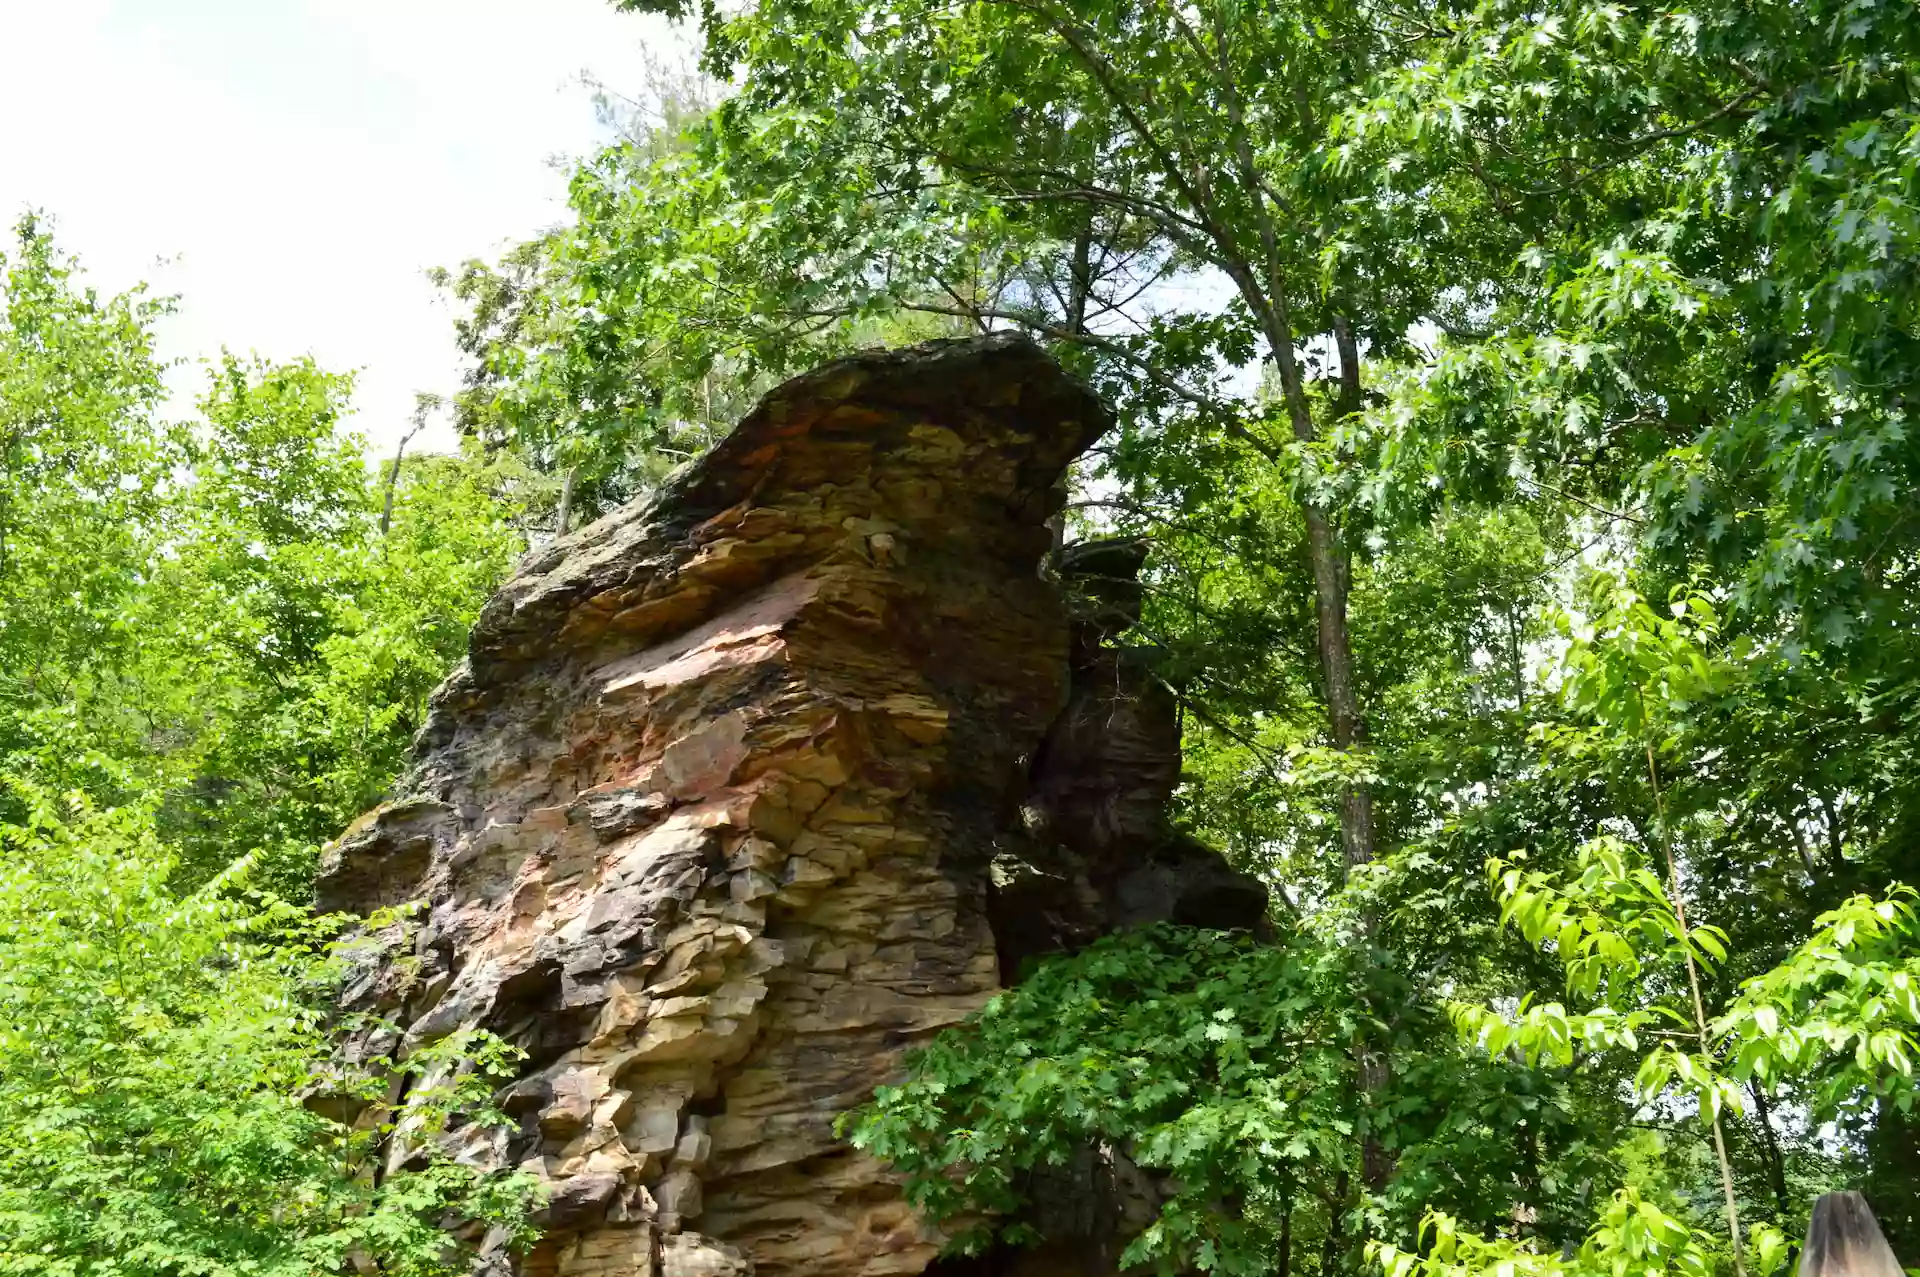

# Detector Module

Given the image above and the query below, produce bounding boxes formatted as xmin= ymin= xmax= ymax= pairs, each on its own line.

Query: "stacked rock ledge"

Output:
xmin=317 ymin=334 xmax=1266 ymax=1277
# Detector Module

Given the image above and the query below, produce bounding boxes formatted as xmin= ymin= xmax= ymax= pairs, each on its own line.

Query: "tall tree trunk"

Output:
xmin=1751 ymin=1082 xmax=1792 ymax=1221
xmin=1263 ymin=309 xmax=1376 ymax=876
xmin=555 ymin=464 xmax=579 ymax=538
xmin=1322 ymin=1171 xmax=1350 ymax=1277
xmin=0 ymin=433 xmax=15 ymax=582
xmin=1273 ymin=309 xmax=1390 ymax=1194
xmin=381 ymin=396 xmax=434 ymax=540
xmin=1514 ymin=1105 xmax=1542 ymax=1238
xmin=1279 ymin=1190 xmax=1293 ymax=1277
xmin=1304 ymin=507 xmax=1375 ymax=875
xmin=1047 ymin=19 xmax=1392 ymax=1188
xmin=1508 ymin=603 xmax=1527 ymax=713
xmin=379 ymin=429 xmax=419 ymax=539
xmin=1065 ymin=221 xmax=1094 ymax=336
xmin=1647 ymin=744 xmax=1747 ymax=1277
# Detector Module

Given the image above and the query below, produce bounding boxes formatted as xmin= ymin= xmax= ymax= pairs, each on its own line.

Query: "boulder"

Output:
xmin=320 ymin=335 xmax=1265 ymax=1276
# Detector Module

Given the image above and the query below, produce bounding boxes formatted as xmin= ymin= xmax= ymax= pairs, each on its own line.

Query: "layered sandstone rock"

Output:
xmin=318 ymin=335 xmax=1264 ymax=1277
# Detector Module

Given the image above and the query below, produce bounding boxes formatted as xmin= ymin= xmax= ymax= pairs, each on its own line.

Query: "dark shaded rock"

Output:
xmin=989 ymin=540 xmax=1268 ymax=979
xmin=542 ymin=1173 xmax=624 ymax=1231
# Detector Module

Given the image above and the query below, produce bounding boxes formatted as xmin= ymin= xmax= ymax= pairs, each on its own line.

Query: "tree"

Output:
xmin=0 ymin=778 xmax=538 ymax=1276
xmin=0 ymin=217 xmax=528 ymax=896
xmin=0 ymin=214 xmax=177 ymax=792
xmin=141 ymin=355 xmax=526 ymax=894
xmin=0 ymin=216 xmax=544 ymax=1272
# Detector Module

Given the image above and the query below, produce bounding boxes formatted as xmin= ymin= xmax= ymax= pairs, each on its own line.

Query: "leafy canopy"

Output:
xmin=0 ymin=779 xmax=539 ymax=1276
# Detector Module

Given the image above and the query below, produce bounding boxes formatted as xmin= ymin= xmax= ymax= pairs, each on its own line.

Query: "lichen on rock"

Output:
xmin=318 ymin=335 xmax=1264 ymax=1277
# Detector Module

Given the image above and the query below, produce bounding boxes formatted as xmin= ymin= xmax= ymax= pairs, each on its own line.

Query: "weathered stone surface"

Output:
xmin=987 ymin=537 xmax=1270 ymax=983
xmin=320 ymin=335 xmax=1265 ymax=1277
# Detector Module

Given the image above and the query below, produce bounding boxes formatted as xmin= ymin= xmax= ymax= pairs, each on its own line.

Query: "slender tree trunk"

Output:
xmin=1281 ymin=310 xmax=1391 ymax=1194
xmin=1514 ymin=1110 xmax=1541 ymax=1238
xmin=1508 ymin=603 xmax=1527 ymax=713
xmin=1322 ymin=1171 xmax=1350 ymax=1277
xmin=1065 ymin=221 xmax=1094 ymax=335
xmin=1751 ymin=1082 xmax=1792 ymax=1221
xmin=1788 ymin=811 xmax=1822 ymax=883
xmin=379 ymin=428 xmax=420 ymax=539
xmin=1647 ymin=743 xmax=1747 ymax=1277
xmin=1044 ymin=216 xmax=1095 ymax=566
xmin=1265 ymin=310 xmax=1376 ymax=877
xmin=1279 ymin=1191 xmax=1293 ymax=1277
xmin=555 ymin=464 xmax=579 ymax=537
xmin=0 ymin=434 xmax=14 ymax=582
xmin=1304 ymin=508 xmax=1375 ymax=875
xmin=381 ymin=396 xmax=434 ymax=540
xmin=1816 ymin=793 xmax=1847 ymax=873
xmin=1035 ymin=13 xmax=1394 ymax=1194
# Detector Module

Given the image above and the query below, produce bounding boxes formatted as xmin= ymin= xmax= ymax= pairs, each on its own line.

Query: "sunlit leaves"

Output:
xmin=1546 ymin=578 xmax=1737 ymax=749
xmin=844 ymin=927 xmax=1358 ymax=1271
xmin=0 ymin=222 xmax=527 ymax=897
xmin=1371 ymin=1190 xmax=1791 ymax=1277
xmin=0 ymin=215 xmax=178 ymax=781
xmin=0 ymin=781 xmax=538 ymax=1275
xmin=1349 ymin=0 xmax=1920 ymax=662
xmin=1715 ymin=890 xmax=1920 ymax=1115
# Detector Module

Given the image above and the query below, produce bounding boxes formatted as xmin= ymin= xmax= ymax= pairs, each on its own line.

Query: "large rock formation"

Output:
xmin=318 ymin=335 xmax=1265 ymax=1277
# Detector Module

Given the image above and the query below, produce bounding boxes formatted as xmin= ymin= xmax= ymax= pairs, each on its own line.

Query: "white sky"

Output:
xmin=0 ymin=0 xmax=680 ymax=453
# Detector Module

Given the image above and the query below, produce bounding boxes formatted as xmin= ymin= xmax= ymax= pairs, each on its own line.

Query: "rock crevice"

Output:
xmin=319 ymin=336 xmax=1263 ymax=1277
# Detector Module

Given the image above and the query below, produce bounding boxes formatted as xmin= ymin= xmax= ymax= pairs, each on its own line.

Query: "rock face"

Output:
xmin=318 ymin=335 xmax=1265 ymax=1277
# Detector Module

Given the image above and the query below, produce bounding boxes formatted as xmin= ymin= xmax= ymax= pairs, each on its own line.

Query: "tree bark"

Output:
xmin=966 ymin=0 xmax=1394 ymax=1193
xmin=1259 ymin=306 xmax=1377 ymax=878
xmin=1065 ymin=220 xmax=1094 ymax=336
xmin=1288 ymin=310 xmax=1390 ymax=1195
xmin=1751 ymin=1082 xmax=1792 ymax=1221
xmin=1322 ymin=1171 xmax=1350 ymax=1277
xmin=555 ymin=464 xmax=579 ymax=538
xmin=379 ymin=426 xmax=421 ymax=539
xmin=1278 ymin=1191 xmax=1293 ymax=1277
xmin=1304 ymin=507 xmax=1376 ymax=876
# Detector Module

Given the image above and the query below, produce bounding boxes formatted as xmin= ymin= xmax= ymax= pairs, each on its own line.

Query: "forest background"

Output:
xmin=3 ymin=0 xmax=1920 ymax=1271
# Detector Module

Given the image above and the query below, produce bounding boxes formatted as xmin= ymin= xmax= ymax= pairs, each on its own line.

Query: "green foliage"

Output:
xmin=1466 ymin=836 xmax=1744 ymax=1116
xmin=1345 ymin=0 xmax=1920 ymax=660
xmin=490 ymin=0 xmax=1920 ymax=1259
xmin=1372 ymin=1190 xmax=1786 ymax=1277
xmin=14 ymin=0 xmax=1920 ymax=1259
xmin=845 ymin=927 xmax=1359 ymax=1273
xmin=845 ymin=921 xmax=1625 ymax=1273
xmin=141 ymin=355 xmax=526 ymax=893
xmin=1433 ymin=577 xmax=1920 ymax=1277
xmin=0 ymin=216 xmax=538 ymax=1270
xmin=1464 ymin=571 xmax=1920 ymax=1123
xmin=1718 ymin=891 xmax=1920 ymax=1116
xmin=0 ymin=779 xmax=539 ymax=1275
xmin=0 ymin=214 xmax=178 ymax=779
xmin=0 ymin=218 xmax=527 ymax=894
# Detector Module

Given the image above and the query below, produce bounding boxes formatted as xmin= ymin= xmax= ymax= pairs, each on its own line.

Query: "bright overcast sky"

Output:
xmin=0 ymin=0 xmax=681 ymax=453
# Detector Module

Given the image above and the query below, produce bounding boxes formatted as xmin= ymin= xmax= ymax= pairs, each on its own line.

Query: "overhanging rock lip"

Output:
xmin=650 ymin=332 xmax=1113 ymax=532
xmin=465 ymin=333 xmax=1111 ymax=675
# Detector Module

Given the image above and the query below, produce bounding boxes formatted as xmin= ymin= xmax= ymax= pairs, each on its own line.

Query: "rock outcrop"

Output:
xmin=318 ymin=335 xmax=1265 ymax=1277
